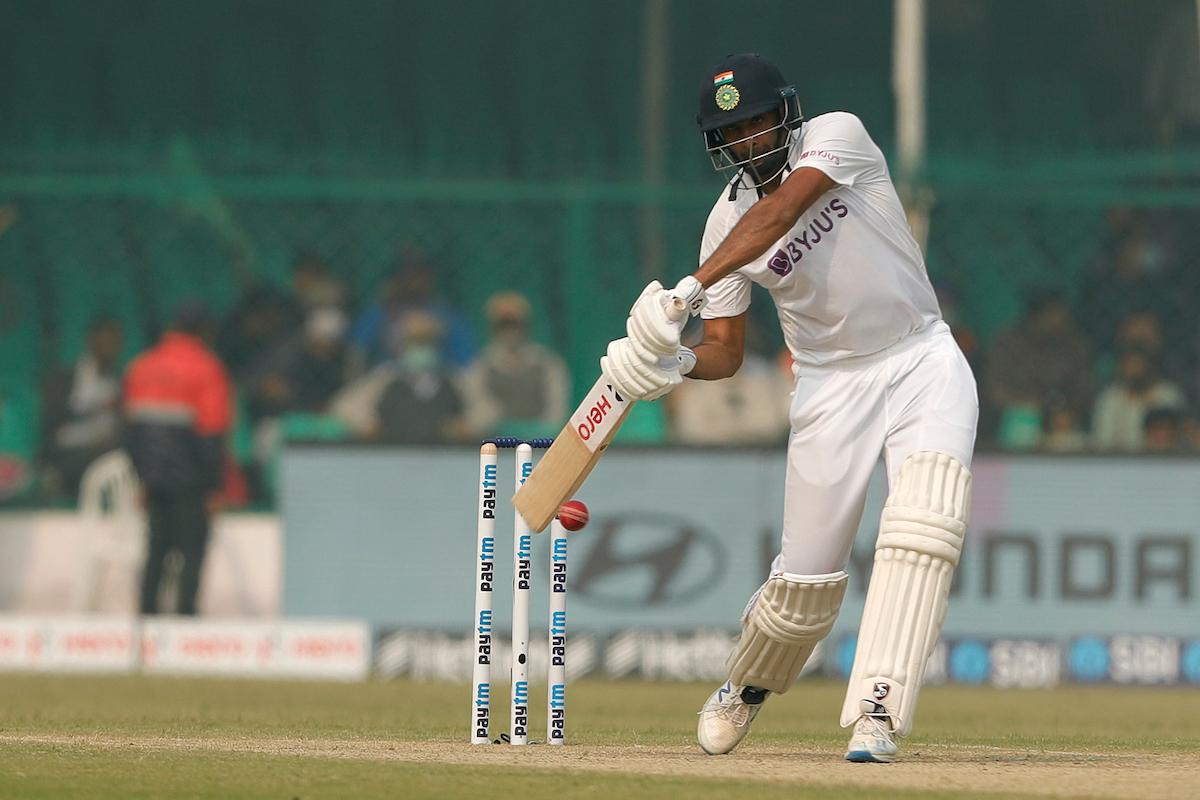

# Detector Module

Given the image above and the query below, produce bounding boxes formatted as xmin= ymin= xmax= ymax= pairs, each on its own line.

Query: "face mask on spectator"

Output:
xmin=401 ymin=344 xmax=439 ymax=373
xmin=493 ymin=318 xmax=527 ymax=348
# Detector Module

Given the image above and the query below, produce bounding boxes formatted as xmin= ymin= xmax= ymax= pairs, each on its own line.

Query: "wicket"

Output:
xmin=472 ymin=437 xmax=567 ymax=746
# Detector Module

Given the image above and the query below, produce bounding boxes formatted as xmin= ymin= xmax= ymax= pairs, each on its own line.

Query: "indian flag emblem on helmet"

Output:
xmin=715 ymin=84 xmax=741 ymax=111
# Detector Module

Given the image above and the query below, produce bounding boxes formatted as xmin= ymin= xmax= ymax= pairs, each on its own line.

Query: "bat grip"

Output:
xmin=665 ymin=296 xmax=687 ymax=323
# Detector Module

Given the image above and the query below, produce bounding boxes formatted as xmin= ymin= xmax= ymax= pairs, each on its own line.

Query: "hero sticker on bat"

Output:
xmin=569 ymin=381 xmax=630 ymax=452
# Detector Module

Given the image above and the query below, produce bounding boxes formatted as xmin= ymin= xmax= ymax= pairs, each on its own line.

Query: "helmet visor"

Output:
xmin=704 ymin=110 xmax=793 ymax=189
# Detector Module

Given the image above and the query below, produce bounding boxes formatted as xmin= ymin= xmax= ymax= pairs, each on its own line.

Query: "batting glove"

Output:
xmin=600 ymin=337 xmax=683 ymax=402
xmin=626 ymin=276 xmax=708 ymax=359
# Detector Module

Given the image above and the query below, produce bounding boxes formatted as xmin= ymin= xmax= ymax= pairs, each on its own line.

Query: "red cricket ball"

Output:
xmin=557 ymin=499 xmax=589 ymax=532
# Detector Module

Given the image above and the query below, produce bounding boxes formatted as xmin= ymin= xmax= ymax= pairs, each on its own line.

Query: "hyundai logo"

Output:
xmin=570 ymin=512 xmax=725 ymax=608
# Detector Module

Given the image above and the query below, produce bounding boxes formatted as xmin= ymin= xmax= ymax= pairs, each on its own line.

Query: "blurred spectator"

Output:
xmin=239 ymin=306 xmax=350 ymax=502
xmin=373 ymin=311 xmax=468 ymax=443
xmin=1079 ymin=214 xmax=1178 ymax=359
xmin=1112 ymin=309 xmax=1191 ymax=392
xmin=1091 ymin=347 xmax=1186 ymax=451
xmin=40 ymin=316 xmax=124 ymax=497
xmin=216 ymin=283 xmax=302 ymax=385
xmin=1143 ymin=407 xmax=1191 ymax=453
xmin=124 ymin=302 xmax=233 ymax=615
xmin=247 ymin=307 xmax=350 ymax=419
xmin=330 ymin=310 xmax=467 ymax=442
xmin=350 ymin=254 xmax=476 ymax=373
xmin=985 ymin=291 xmax=1092 ymax=450
xmin=1040 ymin=398 xmax=1088 ymax=453
xmin=1115 ymin=309 xmax=1164 ymax=357
xmin=669 ymin=318 xmax=791 ymax=445
xmin=459 ymin=291 xmax=569 ymax=437
xmin=290 ymin=250 xmax=347 ymax=311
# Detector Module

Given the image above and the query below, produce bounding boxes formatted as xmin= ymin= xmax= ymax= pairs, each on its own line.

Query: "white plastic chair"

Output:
xmin=77 ymin=449 xmax=145 ymax=612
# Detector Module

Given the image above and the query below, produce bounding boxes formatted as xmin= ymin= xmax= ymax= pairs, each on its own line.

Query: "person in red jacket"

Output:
xmin=124 ymin=303 xmax=233 ymax=615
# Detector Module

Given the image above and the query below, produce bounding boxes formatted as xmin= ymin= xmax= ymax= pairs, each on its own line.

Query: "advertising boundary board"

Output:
xmin=0 ymin=615 xmax=370 ymax=680
xmin=283 ymin=447 xmax=1199 ymax=642
xmin=374 ymin=628 xmax=1200 ymax=688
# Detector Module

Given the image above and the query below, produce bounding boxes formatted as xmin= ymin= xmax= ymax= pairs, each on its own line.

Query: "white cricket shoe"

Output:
xmin=696 ymin=680 xmax=768 ymax=755
xmin=844 ymin=699 xmax=898 ymax=763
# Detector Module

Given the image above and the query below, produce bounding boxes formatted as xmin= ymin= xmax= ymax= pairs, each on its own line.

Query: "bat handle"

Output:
xmin=665 ymin=296 xmax=687 ymax=323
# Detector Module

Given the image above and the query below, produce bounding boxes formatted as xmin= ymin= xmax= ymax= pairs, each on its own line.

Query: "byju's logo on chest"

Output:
xmin=766 ymin=197 xmax=849 ymax=276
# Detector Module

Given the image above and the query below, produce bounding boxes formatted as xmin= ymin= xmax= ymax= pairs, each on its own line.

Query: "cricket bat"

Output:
xmin=513 ymin=297 xmax=687 ymax=532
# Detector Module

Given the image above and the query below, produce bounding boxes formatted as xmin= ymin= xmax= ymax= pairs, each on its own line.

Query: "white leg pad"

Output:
xmin=840 ymin=451 xmax=971 ymax=736
xmin=728 ymin=571 xmax=847 ymax=694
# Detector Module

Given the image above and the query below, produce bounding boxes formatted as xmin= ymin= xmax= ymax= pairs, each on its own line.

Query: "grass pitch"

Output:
xmin=0 ymin=674 xmax=1196 ymax=799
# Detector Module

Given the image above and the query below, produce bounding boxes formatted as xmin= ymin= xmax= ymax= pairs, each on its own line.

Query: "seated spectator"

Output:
xmin=373 ymin=312 xmax=468 ymax=443
xmin=290 ymin=250 xmax=347 ymax=311
xmin=669 ymin=319 xmax=791 ymax=445
xmin=1143 ymin=407 xmax=1191 ymax=453
xmin=1116 ymin=309 xmax=1164 ymax=355
xmin=459 ymin=292 xmax=569 ymax=437
xmin=248 ymin=307 xmax=350 ymax=419
xmin=1040 ymin=399 xmax=1088 ymax=453
xmin=985 ymin=291 xmax=1092 ymax=450
xmin=1079 ymin=213 xmax=1179 ymax=358
xmin=216 ymin=283 xmax=302 ymax=387
xmin=41 ymin=316 xmax=124 ymax=497
xmin=1091 ymin=347 xmax=1186 ymax=451
xmin=237 ymin=306 xmax=351 ymax=502
xmin=350 ymin=252 xmax=476 ymax=374
xmin=331 ymin=311 xmax=467 ymax=442
xmin=1111 ymin=309 xmax=1192 ymax=392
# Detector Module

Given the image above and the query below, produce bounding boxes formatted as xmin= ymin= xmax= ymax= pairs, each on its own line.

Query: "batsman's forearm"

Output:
xmin=687 ymin=343 xmax=743 ymax=380
xmin=694 ymin=196 xmax=797 ymax=287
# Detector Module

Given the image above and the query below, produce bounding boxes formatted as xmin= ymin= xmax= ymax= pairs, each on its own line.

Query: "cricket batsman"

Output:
xmin=599 ymin=53 xmax=978 ymax=763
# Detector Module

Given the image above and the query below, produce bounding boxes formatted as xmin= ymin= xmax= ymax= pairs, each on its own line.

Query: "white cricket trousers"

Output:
xmin=773 ymin=321 xmax=978 ymax=575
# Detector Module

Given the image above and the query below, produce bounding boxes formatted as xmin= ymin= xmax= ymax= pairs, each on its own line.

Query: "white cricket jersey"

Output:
xmin=699 ymin=111 xmax=941 ymax=367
